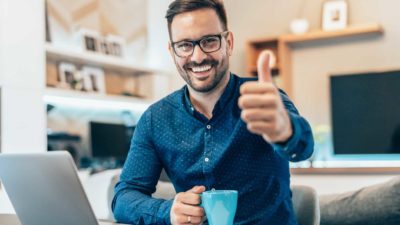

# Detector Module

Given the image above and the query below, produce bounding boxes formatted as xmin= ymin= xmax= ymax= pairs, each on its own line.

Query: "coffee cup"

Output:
xmin=201 ymin=190 xmax=238 ymax=225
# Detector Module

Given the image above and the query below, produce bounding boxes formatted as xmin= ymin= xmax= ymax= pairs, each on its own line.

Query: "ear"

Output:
xmin=168 ymin=41 xmax=174 ymax=58
xmin=226 ymin=31 xmax=234 ymax=56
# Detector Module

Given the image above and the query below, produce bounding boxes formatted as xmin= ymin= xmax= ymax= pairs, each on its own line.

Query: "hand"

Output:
xmin=170 ymin=185 xmax=206 ymax=225
xmin=238 ymin=50 xmax=293 ymax=143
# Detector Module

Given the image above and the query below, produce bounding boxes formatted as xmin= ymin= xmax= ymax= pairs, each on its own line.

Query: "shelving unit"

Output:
xmin=45 ymin=43 xmax=157 ymax=75
xmin=44 ymin=87 xmax=153 ymax=111
xmin=45 ymin=42 xmax=163 ymax=103
xmin=246 ymin=23 xmax=384 ymax=98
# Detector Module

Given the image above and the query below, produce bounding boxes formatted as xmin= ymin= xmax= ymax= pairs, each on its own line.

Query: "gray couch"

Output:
xmin=319 ymin=176 xmax=400 ymax=225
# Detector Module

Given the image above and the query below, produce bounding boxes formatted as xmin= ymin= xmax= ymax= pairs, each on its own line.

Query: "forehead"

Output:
xmin=170 ymin=8 xmax=224 ymax=42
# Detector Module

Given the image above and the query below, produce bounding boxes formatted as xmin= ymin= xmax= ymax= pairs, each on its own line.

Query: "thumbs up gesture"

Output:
xmin=238 ymin=51 xmax=293 ymax=143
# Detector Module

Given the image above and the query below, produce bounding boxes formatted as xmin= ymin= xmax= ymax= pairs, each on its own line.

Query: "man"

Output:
xmin=112 ymin=0 xmax=314 ymax=224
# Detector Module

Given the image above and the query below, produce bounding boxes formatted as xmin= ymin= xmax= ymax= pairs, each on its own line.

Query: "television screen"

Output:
xmin=90 ymin=121 xmax=134 ymax=158
xmin=330 ymin=70 xmax=400 ymax=155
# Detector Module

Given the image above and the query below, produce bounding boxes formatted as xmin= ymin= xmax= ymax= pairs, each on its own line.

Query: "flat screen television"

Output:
xmin=89 ymin=121 xmax=134 ymax=159
xmin=330 ymin=70 xmax=400 ymax=155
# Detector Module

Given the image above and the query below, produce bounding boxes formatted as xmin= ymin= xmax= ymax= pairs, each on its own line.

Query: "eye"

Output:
xmin=201 ymin=37 xmax=219 ymax=48
xmin=176 ymin=42 xmax=193 ymax=52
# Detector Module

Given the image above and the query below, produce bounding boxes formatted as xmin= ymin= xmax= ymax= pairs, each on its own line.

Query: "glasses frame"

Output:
xmin=171 ymin=31 xmax=229 ymax=58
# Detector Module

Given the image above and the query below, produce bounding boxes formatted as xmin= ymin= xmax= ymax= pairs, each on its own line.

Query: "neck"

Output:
xmin=188 ymin=72 xmax=230 ymax=119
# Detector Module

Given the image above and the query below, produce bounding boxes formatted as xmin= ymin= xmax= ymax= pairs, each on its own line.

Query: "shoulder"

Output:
xmin=141 ymin=86 xmax=186 ymax=121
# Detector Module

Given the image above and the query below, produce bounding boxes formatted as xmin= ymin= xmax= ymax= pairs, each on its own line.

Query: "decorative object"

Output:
xmin=75 ymin=28 xmax=125 ymax=58
xmin=81 ymin=66 xmax=106 ymax=93
xmin=106 ymin=34 xmax=125 ymax=57
xmin=58 ymin=62 xmax=77 ymax=89
xmin=322 ymin=0 xmax=348 ymax=31
xmin=99 ymin=37 xmax=111 ymax=55
xmin=290 ymin=18 xmax=310 ymax=34
xmin=290 ymin=0 xmax=310 ymax=34
xmin=77 ymin=28 xmax=101 ymax=53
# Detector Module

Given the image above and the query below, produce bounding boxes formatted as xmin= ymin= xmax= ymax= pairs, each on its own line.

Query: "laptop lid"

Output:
xmin=0 ymin=151 xmax=100 ymax=225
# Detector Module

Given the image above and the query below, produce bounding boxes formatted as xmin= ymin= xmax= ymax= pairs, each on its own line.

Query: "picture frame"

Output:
xmin=81 ymin=66 xmax=106 ymax=93
xmin=99 ymin=37 xmax=111 ymax=55
xmin=58 ymin=62 xmax=77 ymax=89
xmin=322 ymin=0 xmax=348 ymax=31
xmin=106 ymin=35 xmax=125 ymax=57
xmin=77 ymin=28 xmax=101 ymax=53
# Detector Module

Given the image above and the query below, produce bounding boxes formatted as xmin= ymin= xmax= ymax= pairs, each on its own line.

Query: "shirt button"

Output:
xmin=291 ymin=153 xmax=297 ymax=159
xmin=205 ymin=157 xmax=210 ymax=162
xmin=206 ymin=125 xmax=211 ymax=129
xmin=190 ymin=107 xmax=194 ymax=111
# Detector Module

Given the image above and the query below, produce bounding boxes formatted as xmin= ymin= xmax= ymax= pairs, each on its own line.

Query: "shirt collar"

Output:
xmin=183 ymin=73 xmax=237 ymax=117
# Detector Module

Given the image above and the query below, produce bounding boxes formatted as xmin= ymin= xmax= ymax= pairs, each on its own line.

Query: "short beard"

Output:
xmin=176 ymin=58 xmax=229 ymax=93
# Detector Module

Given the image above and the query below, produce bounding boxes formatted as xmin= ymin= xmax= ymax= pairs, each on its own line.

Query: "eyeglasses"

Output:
xmin=171 ymin=31 xmax=229 ymax=58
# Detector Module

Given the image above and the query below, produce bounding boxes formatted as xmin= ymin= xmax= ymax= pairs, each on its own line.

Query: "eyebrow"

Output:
xmin=173 ymin=33 xmax=221 ymax=43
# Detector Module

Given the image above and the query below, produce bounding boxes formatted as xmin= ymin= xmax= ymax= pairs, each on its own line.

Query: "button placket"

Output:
xmin=204 ymin=123 xmax=213 ymax=171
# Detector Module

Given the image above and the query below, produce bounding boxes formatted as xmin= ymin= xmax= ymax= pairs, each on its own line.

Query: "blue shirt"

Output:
xmin=112 ymin=74 xmax=314 ymax=225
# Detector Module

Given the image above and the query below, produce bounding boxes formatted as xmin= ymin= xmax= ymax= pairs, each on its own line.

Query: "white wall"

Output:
xmin=146 ymin=0 xmax=185 ymax=93
xmin=0 ymin=0 xmax=46 ymax=153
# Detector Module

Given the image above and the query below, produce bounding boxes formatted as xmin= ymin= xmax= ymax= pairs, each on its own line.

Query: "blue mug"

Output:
xmin=201 ymin=190 xmax=238 ymax=225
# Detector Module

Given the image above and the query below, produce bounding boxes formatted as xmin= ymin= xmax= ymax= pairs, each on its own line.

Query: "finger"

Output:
xmin=187 ymin=185 xmax=206 ymax=194
xmin=257 ymin=50 xmax=273 ymax=83
xmin=238 ymin=94 xmax=278 ymax=109
xmin=176 ymin=215 xmax=203 ymax=225
xmin=241 ymin=109 xmax=277 ymax=123
xmin=176 ymin=204 xmax=205 ymax=217
xmin=240 ymin=81 xmax=275 ymax=94
xmin=246 ymin=121 xmax=277 ymax=136
xmin=177 ymin=192 xmax=202 ymax=205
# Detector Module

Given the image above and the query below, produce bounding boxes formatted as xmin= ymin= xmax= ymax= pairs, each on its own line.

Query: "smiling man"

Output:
xmin=112 ymin=1 xmax=314 ymax=225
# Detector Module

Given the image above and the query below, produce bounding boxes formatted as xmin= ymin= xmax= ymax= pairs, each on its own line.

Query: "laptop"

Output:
xmin=0 ymin=151 xmax=128 ymax=225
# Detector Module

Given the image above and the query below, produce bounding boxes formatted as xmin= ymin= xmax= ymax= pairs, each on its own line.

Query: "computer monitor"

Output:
xmin=89 ymin=121 xmax=134 ymax=159
xmin=330 ymin=70 xmax=400 ymax=155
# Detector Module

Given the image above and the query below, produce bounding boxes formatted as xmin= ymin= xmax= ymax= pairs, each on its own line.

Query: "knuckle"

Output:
xmin=176 ymin=193 xmax=185 ymax=201
xmin=241 ymin=111 xmax=249 ymax=121
xmin=194 ymin=207 xmax=203 ymax=215
xmin=238 ymin=97 xmax=245 ymax=108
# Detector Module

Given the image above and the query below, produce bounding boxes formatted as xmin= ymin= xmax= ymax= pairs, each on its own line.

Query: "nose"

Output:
xmin=191 ymin=44 xmax=207 ymax=64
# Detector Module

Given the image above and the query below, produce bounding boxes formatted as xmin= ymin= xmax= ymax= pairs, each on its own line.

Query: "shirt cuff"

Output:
xmin=156 ymin=199 xmax=173 ymax=225
xmin=272 ymin=112 xmax=302 ymax=161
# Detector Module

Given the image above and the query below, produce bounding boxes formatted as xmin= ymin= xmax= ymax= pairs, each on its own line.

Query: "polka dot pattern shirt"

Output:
xmin=112 ymin=74 xmax=314 ymax=225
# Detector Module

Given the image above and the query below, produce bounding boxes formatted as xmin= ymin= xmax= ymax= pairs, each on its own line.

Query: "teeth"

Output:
xmin=192 ymin=65 xmax=212 ymax=72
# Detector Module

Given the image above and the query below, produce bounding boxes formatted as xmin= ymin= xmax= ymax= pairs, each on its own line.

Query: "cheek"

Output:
xmin=174 ymin=57 xmax=186 ymax=68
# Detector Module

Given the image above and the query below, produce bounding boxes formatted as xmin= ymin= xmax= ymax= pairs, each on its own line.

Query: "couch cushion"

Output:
xmin=319 ymin=176 xmax=400 ymax=225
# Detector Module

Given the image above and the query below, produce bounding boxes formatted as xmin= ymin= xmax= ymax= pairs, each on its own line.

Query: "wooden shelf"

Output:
xmin=281 ymin=23 xmax=384 ymax=44
xmin=291 ymin=167 xmax=400 ymax=175
xmin=44 ymin=87 xmax=153 ymax=111
xmin=45 ymin=43 xmax=158 ymax=75
xmin=246 ymin=23 xmax=384 ymax=98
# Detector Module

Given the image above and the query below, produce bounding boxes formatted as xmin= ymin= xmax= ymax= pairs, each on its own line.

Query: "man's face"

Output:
xmin=169 ymin=9 xmax=233 ymax=93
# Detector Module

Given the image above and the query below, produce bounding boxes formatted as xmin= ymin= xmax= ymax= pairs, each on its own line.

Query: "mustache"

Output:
xmin=183 ymin=60 xmax=218 ymax=70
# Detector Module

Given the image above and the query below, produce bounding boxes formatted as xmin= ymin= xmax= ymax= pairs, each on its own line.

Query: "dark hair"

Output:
xmin=165 ymin=0 xmax=228 ymax=39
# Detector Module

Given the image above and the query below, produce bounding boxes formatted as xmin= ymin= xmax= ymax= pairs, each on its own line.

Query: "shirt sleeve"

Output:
xmin=272 ymin=90 xmax=314 ymax=162
xmin=112 ymin=109 xmax=173 ymax=225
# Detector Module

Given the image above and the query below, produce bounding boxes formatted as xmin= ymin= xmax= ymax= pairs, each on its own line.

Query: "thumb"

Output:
xmin=188 ymin=185 xmax=206 ymax=194
xmin=257 ymin=50 xmax=273 ymax=83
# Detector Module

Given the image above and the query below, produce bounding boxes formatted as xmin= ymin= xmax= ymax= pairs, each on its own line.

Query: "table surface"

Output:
xmin=0 ymin=214 xmax=129 ymax=225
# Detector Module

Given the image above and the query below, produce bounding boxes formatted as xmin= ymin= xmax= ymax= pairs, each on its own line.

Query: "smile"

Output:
xmin=190 ymin=64 xmax=212 ymax=73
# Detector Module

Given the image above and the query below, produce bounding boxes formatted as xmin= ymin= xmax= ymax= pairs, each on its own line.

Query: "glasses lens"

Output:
xmin=175 ymin=41 xmax=193 ymax=57
xmin=200 ymin=36 xmax=221 ymax=53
